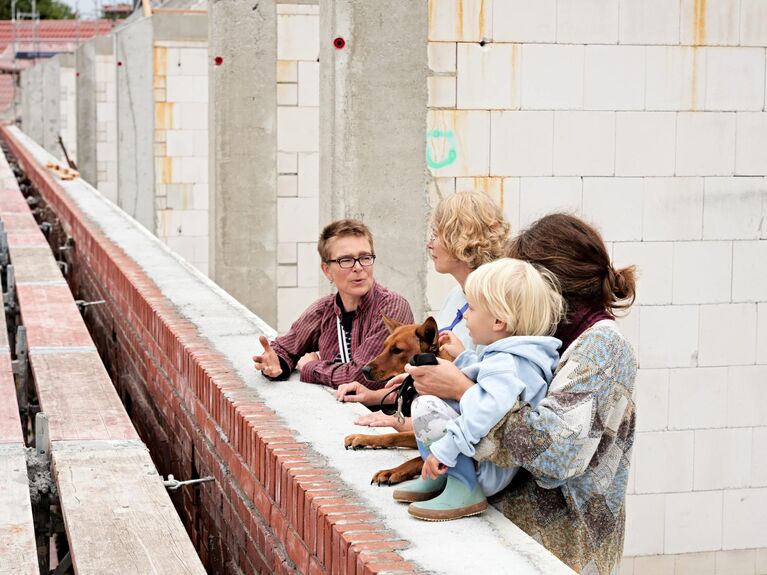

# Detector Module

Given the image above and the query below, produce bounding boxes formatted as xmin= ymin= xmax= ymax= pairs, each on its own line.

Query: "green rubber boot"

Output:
xmin=407 ymin=476 xmax=487 ymax=521
xmin=392 ymin=475 xmax=447 ymax=503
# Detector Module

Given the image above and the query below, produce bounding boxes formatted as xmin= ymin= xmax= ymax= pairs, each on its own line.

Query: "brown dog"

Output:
xmin=344 ymin=316 xmax=452 ymax=485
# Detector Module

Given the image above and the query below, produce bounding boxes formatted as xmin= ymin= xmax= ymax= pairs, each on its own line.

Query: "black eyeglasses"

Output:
xmin=325 ymin=255 xmax=376 ymax=269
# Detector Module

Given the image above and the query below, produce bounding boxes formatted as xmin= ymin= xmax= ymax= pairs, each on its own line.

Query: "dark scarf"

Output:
xmin=554 ymin=302 xmax=613 ymax=353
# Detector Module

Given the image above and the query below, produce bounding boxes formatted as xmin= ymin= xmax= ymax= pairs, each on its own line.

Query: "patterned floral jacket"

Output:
xmin=477 ymin=320 xmax=637 ymax=575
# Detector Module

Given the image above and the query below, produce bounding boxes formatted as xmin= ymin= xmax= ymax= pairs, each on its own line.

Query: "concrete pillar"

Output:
xmin=20 ymin=67 xmax=43 ymax=144
xmin=41 ymin=57 xmax=61 ymax=157
xmin=115 ymin=18 xmax=155 ymax=231
xmin=209 ymin=0 xmax=278 ymax=325
xmin=76 ymin=38 xmax=103 ymax=184
xmin=319 ymin=1 xmax=429 ymax=319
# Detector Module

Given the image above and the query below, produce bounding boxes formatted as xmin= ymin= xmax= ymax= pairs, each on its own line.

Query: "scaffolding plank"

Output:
xmin=0 ymin=356 xmax=22 ymax=445
xmin=30 ymin=351 xmax=138 ymax=442
xmin=0 ymin=446 xmax=38 ymax=575
xmin=10 ymin=246 xmax=66 ymax=284
xmin=53 ymin=444 xmax=206 ymax=575
xmin=16 ymin=284 xmax=94 ymax=349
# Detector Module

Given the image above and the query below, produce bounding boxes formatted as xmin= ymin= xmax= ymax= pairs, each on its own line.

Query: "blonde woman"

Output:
xmin=336 ymin=192 xmax=510 ymax=421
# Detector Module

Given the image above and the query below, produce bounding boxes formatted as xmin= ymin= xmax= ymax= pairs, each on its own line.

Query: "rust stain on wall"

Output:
xmin=154 ymin=46 xmax=167 ymax=77
xmin=155 ymin=102 xmax=174 ymax=131
xmin=689 ymin=0 xmax=706 ymax=110
xmin=457 ymin=0 xmax=464 ymax=40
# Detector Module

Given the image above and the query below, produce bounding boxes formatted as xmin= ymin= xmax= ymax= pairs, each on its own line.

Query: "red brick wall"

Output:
xmin=2 ymin=128 xmax=419 ymax=575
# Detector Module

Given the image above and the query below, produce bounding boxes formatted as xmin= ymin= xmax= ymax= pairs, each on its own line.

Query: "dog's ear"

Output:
xmin=381 ymin=314 xmax=402 ymax=334
xmin=416 ymin=316 xmax=439 ymax=350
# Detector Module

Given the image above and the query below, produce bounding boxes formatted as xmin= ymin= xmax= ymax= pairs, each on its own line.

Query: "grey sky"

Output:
xmin=60 ymin=0 xmax=108 ymax=19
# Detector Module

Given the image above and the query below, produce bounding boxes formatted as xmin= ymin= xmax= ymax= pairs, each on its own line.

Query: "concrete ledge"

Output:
xmin=0 ymin=445 xmax=38 ymax=575
xmin=2 ymin=125 xmax=575 ymax=574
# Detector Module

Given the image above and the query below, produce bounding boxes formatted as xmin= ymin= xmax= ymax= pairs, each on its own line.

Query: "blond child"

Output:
xmin=394 ymin=258 xmax=564 ymax=521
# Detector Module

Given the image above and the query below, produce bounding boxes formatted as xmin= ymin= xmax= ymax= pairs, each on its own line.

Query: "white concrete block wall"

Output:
xmin=154 ymin=42 xmax=209 ymax=276
xmin=95 ymin=53 xmax=118 ymax=203
xmin=276 ymin=4 xmax=320 ymax=332
xmin=427 ymin=1 xmax=767 ymax=572
xmin=59 ymin=65 xmax=78 ymax=163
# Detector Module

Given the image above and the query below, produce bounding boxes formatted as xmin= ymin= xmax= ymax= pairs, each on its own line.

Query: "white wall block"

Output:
xmin=706 ymin=48 xmax=766 ymax=111
xmin=296 ymin=242 xmax=320 ymax=287
xmin=703 ymin=177 xmax=766 ymax=239
xmin=428 ymin=42 xmax=456 ymax=73
xmin=278 ymin=242 xmax=297 ymax=264
xmin=698 ymin=304 xmax=758 ymax=367
xmin=625 ymin=494 xmax=665 ymax=556
xmin=520 ymin=45 xmax=584 ymax=110
xmin=674 ymin=552 xmax=717 ymax=575
xmin=277 ymin=60 xmax=297 ymax=83
xmin=639 ymin=305 xmax=699 ymax=368
xmin=277 ymin=83 xmax=298 ymax=107
xmin=428 ymin=0 xmax=492 ymax=42
xmin=278 ymin=174 xmax=298 ymax=197
xmin=715 ymin=549 xmax=758 ymax=574
xmin=615 ymin=306 xmax=640 ymax=357
xmin=680 ymin=0 xmax=740 ymax=46
xmin=665 ymin=491 xmax=723 ymax=554
xmin=278 ymin=152 xmax=298 ymax=174
xmin=582 ymin=178 xmax=643 ymax=241
xmin=166 ymin=76 xmax=208 ymax=103
xmin=277 ymin=14 xmax=319 ymax=61
xmin=668 ymin=367 xmax=728 ymax=429
xmin=645 ymin=47 xmax=707 ymax=111
xmin=619 ymin=0 xmax=681 ymax=44
xmin=723 ymin=488 xmax=767 ymax=549
xmin=277 ymin=197 xmax=319 ymax=242
xmin=753 ymin=428 xmax=767 ymax=486
xmin=500 ymin=178 xmax=521 ymax=234
xmin=556 ymin=0 xmax=619 ymax=44
xmin=741 ymin=0 xmax=767 ymax=46
xmin=676 ymin=113 xmax=736 ymax=176
xmin=493 ymin=0 xmax=556 ymax=42
xmin=733 ymin=241 xmax=767 ymax=302
xmin=298 ymin=153 xmax=319 ymax=197
xmin=553 ymin=112 xmax=615 ymax=176
xmin=457 ymin=43 xmax=520 ymax=110
xmin=642 ymin=178 xmax=704 ymax=241
xmin=278 ymin=264 xmax=297 ymax=287
xmin=758 ymin=303 xmax=767 ymax=364
xmin=613 ymin=242 xmax=673 ymax=305
xmin=633 ymin=555 xmax=675 ymax=575
xmin=727 ymin=366 xmax=767 ymax=428
xmin=518 ymin=177 xmax=582 ymax=229
xmin=672 ymin=241 xmax=732 ymax=304
xmin=694 ymin=428 xmax=752 ymax=490
xmin=584 ymin=46 xmax=645 ymax=111
xmin=298 ymin=61 xmax=319 ymax=107
xmin=633 ymin=368 xmax=669 ymax=432
xmin=428 ymin=76 xmax=457 ymax=108
xmin=490 ymin=111 xmax=553 ymax=176
xmin=736 ymin=113 xmax=767 ymax=176
xmin=428 ymin=110 xmax=490 ymax=177
xmin=615 ymin=113 xmax=676 ymax=176
xmin=277 ymin=107 xmax=319 ymax=152
xmin=634 ymin=430 xmax=694 ymax=493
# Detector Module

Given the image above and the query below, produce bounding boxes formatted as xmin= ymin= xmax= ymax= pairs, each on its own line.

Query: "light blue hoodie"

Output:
xmin=429 ymin=335 xmax=561 ymax=469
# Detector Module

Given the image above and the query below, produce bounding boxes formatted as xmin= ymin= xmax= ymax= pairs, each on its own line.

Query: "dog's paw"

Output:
xmin=370 ymin=467 xmax=418 ymax=486
xmin=344 ymin=434 xmax=379 ymax=450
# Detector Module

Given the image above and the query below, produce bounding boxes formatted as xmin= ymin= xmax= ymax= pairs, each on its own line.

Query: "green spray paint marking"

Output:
xmin=426 ymin=129 xmax=457 ymax=169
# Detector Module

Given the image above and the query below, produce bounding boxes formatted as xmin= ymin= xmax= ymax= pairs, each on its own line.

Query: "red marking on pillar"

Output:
xmin=117 ymin=61 xmax=123 ymax=67
xmin=333 ymin=37 xmax=346 ymax=50
xmin=214 ymin=56 xmax=223 ymax=66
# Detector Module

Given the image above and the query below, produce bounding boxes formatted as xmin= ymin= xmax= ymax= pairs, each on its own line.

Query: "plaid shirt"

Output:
xmin=270 ymin=282 xmax=413 ymax=389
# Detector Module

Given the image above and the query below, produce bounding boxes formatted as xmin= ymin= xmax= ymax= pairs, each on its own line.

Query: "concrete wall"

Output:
xmin=20 ymin=65 xmax=43 ymax=145
xmin=76 ymin=39 xmax=98 ymax=184
xmin=58 ymin=53 xmax=77 ymax=164
xmin=115 ymin=17 xmax=155 ymax=231
xmin=424 ymin=2 xmax=767 ymax=574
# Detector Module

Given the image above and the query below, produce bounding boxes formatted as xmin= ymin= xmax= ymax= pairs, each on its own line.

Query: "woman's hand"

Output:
xmin=335 ymin=382 xmax=388 ymax=405
xmin=253 ymin=335 xmax=283 ymax=378
xmin=296 ymin=351 xmax=320 ymax=372
xmin=438 ymin=331 xmax=464 ymax=358
xmin=407 ymin=358 xmax=474 ymax=401
xmin=421 ymin=454 xmax=448 ymax=480
xmin=353 ymin=412 xmax=412 ymax=432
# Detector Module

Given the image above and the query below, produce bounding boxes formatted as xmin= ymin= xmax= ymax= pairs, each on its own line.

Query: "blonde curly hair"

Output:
xmin=432 ymin=191 xmax=510 ymax=270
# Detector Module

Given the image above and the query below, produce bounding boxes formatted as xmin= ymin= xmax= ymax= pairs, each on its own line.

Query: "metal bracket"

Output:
xmin=50 ymin=551 xmax=72 ymax=575
xmin=39 ymin=221 xmax=52 ymax=236
xmin=13 ymin=325 xmax=28 ymax=425
xmin=75 ymin=300 xmax=105 ymax=313
xmin=36 ymin=413 xmax=50 ymax=459
xmin=56 ymin=261 xmax=68 ymax=276
xmin=0 ymin=221 xmax=8 ymax=268
xmin=163 ymin=474 xmax=215 ymax=491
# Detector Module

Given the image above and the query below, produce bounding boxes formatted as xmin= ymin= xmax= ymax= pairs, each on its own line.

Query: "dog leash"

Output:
xmin=438 ymin=303 xmax=469 ymax=333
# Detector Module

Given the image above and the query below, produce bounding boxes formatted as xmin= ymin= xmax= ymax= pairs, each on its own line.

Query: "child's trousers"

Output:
xmin=411 ymin=394 xmax=520 ymax=497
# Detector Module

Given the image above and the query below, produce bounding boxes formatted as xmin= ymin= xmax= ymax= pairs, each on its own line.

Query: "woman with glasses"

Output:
xmin=337 ymin=192 xmax=510 ymax=416
xmin=253 ymin=219 xmax=414 ymax=387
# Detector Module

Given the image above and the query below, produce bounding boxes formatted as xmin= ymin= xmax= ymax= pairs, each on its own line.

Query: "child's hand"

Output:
xmin=421 ymin=454 xmax=447 ymax=480
xmin=439 ymin=331 xmax=464 ymax=359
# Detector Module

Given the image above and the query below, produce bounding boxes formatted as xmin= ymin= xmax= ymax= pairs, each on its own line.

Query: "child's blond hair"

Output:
xmin=464 ymin=258 xmax=564 ymax=337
